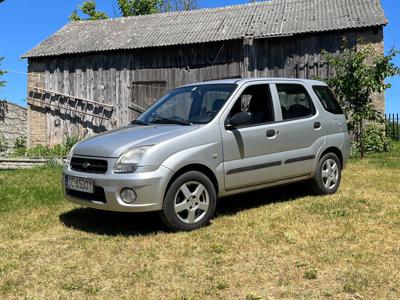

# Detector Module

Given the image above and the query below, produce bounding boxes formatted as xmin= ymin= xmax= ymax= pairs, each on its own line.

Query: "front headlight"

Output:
xmin=65 ymin=145 xmax=76 ymax=168
xmin=113 ymin=146 xmax=153 ymax=174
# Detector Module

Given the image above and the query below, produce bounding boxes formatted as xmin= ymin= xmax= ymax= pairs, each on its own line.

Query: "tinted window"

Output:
xmin=277 ymin=84 xmax=316 ymax=120
xmin=228 ymin=84 xmax=274 ymax=125
xmin=313 ymin=86 xmax=344 ymax=115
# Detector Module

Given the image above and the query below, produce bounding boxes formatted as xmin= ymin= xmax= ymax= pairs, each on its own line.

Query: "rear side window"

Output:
xmin=313 ymin=86 xmax=343 ymax=115
xmin=276 ymin=84 xmax=316 ymax=120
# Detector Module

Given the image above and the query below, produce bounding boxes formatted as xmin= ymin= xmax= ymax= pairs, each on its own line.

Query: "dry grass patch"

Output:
xmin=0 ymin=145 xmax=399 ymax=299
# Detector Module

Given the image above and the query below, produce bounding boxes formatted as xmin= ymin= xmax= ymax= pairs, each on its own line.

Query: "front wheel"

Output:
xmin=160 ymin=171 xmax=217 ymax=231
xmin=310 ymin=153 xmax=342 ymax=195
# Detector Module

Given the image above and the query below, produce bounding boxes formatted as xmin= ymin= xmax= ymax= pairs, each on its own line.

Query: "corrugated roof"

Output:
xmin=23 ymin=0 xmax=387 ymax=58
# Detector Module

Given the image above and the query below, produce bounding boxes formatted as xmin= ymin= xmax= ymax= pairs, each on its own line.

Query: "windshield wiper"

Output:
xmin=131 ymin=120 xmax=150 ymax=126
xmin=150 ymin=117 xmax=193 ymax=126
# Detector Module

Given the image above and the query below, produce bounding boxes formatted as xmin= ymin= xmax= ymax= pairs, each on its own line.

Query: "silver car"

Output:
xmin=63 ymin=78 xmax=351 ymax=231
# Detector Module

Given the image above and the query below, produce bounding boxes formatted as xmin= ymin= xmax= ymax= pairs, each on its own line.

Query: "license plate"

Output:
xmin=65 ymin=175 xmax=94 ymax=193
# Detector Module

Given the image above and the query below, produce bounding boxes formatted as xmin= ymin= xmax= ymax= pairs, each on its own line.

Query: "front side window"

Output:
xmin=137 ymin=84 xmax=237 ymax=125
xmin=313 ymin=85 xmax=343 ymax=115
xmin=277 ymin=84 xmax=316 ymax=120
xmin=228 ymin=84 xmax=274 ymax=125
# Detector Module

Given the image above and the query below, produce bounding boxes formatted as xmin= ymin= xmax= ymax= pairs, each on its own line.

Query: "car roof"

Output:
xmin=182 ymin=78 xmax=327 ymax=87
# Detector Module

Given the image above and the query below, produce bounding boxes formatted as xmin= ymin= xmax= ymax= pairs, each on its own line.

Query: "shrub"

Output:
xmin=11 ymin=133 xmax=82 ymax=158
xmin=62 ymin=134 xmax=80 ymax=154
xmin=13 ymin=137 xmax=27 ymax=156
xmin=359 ymin=124 xmax=391 ymax=154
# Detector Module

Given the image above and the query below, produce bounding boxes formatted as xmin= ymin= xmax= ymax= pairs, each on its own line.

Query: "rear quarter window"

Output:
xmin=313 ymin=86 xmax=344 ymax=115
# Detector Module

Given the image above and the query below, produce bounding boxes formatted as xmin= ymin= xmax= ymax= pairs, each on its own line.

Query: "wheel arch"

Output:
xmin=165 ymin=164 xmax=220 ymax=199
xmin=319 ymin=147 xmax=344 ymax=169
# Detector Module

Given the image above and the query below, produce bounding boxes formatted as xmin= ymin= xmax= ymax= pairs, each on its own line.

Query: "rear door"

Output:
xmin=269 ymin=82 xmax=326 ymax=178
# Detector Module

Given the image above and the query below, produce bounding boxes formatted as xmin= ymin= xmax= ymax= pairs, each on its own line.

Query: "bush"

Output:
xmin=353 ymin=124 xmax=391 ymax=154
xmin=13 ymin=137 xmax=27 ymax=156
xmin=12 ymin=134 xmax=81 ymax=158
xmin=63 ymin=134 xmax=80 ymax=154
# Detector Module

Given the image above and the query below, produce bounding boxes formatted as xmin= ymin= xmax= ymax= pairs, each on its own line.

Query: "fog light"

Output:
xmin=120 ymin=188 xmax=137 ymax=204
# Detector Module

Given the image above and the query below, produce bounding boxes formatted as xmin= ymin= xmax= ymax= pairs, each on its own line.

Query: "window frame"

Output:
xmin=312 ymin=85 xmax=344 ymax=115
xmin=273 ymin=83 xmax=317 ymax=123
xmin=224 ymin=83 xmax=276 ymax=129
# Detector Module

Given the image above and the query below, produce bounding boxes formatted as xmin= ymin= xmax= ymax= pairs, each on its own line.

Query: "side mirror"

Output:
xmin=225 ymin=112 xmax=252 ymax=130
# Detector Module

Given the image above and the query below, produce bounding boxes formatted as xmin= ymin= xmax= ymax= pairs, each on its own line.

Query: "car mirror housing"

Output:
xmin=225 ymin=112 xmax=252 ymax=130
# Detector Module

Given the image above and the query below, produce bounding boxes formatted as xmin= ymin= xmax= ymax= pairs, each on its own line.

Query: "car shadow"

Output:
xmin=59 ymin=182 xmax=312 ymax=237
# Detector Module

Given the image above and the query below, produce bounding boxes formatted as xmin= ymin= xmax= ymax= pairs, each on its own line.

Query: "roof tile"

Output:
xmin=23 ymin=0 xmax=387 ymax=58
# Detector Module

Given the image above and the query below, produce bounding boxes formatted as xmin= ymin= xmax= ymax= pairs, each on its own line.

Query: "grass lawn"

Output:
xmin=0 ymin=144 xmax=399 ymax=299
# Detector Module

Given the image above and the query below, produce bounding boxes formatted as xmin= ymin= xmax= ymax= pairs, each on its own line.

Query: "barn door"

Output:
xmin=129 ymin=80 xmax=167 ymax=120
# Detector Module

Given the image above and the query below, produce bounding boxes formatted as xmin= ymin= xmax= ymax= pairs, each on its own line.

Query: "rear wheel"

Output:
xmin=160 ymin=171 xmax=217 ymax=231
xmin=310 ymin=153 xmax=342 ymax=195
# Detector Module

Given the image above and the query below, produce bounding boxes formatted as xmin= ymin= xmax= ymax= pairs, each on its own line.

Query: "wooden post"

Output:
xmin=385 ymin=114 xmax=387 ymax=137
xmin=392 ymin=114 xmax=395 ymax=140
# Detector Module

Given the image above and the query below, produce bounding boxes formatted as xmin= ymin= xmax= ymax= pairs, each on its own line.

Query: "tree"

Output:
xmin=117 ymin=0 xmax=162 ymax=16
xmin=69 ymin=1 xmax=109 ymax=21
xmin=0 ymin=57 xmax=6 ymax=90
xmin=71 ymin=0 xmax=198 ymax=20
xmin=161 ymin=0 xmax=198 ymax=12
xmin=323 ymin=45 xmax=400 ymax=159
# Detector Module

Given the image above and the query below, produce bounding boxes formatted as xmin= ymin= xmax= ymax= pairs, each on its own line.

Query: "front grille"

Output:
xmin=71 ymin=157 xmax=108 ymax=174
xmin=66 ymin=186 xmax=107 ymax=203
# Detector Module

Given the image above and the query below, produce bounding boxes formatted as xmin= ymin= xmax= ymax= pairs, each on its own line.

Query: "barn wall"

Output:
xmin=27 ymin=27 xmax=384 ymax=146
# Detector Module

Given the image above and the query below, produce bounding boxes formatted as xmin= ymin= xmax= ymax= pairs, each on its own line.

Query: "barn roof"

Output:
xmin=23 ymin=0 xmax=387 ymax=58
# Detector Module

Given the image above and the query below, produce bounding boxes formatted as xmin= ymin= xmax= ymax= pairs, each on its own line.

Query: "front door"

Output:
xmin=221 ymin=83 xmax=284 ymax=191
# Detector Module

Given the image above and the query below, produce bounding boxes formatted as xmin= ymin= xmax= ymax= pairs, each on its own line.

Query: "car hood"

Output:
xmin=74 ymin=124 xmax=200 ymax=158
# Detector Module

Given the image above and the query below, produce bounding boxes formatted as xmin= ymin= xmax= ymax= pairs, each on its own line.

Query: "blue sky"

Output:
xmin=0 ymin=0 xmax=399 ymax=113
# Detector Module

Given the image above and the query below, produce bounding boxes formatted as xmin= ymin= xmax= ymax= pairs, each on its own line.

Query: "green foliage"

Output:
xmin=385 ymin=120 xmax=399 ymax=141
xmin=69 ymin=1 xmax=109 ymax=21
xmin=161 ymin=0 xmax=198 ymax=12
xmin=0 ymin=57 xmax=6 ymax=89
xmin=13 ymin=137 xmax=27 ymax=156
xmin=354 ymin=124 xmax=391 ymax=154
xmin=62 ymin=134 xmax=80 ymax=154
xmin=322 ymin=44 xmax=400 ymax=158
xmin=12 ymin=134 xmax=80 ymax=158
xmin=71 ymin=0 xmax=198 ymax=20
xmin=118 ymin=0 xmax=167 ymax=16
xmin=304 ymin=268 xmax=318 ymax=280
xmin=0 ymin=133 xmax=8 ymax=153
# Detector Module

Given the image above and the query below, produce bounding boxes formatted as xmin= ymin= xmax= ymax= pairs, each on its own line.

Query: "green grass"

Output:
xmin=0 ymin=143 xmax=399 ymax=299
xmin=0 ymin=166 xmax=63 ymax=213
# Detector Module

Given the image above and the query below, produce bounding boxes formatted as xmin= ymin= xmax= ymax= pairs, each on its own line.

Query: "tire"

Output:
xmin=310 ymin=153 xmax=342 ymax=195
xmin=160 ymin=171 xmax=217 ymax=231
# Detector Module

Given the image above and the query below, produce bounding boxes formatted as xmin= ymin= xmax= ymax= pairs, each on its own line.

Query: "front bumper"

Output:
xmin=63 ymin=160 xmax=173 ymax=213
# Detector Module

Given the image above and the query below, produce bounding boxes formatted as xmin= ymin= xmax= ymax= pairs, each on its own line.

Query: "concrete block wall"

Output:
xmin=0 ymin=100 xmax=27 ymax=156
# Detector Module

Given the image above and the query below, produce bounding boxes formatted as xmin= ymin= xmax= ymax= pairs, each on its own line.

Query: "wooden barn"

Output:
xmin=23 ymin=0 xmax=387 ymax=146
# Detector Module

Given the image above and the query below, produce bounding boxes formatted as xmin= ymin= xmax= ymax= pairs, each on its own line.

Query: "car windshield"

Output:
xmin=136 ymin=84 xmax=237 ymax=125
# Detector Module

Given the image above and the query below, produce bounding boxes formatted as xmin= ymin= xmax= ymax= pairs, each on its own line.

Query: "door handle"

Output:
xmin=266 ymin=129 xmax=276 ymax=138
xmin=314 ymin=122 xmax=321 ymax=129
